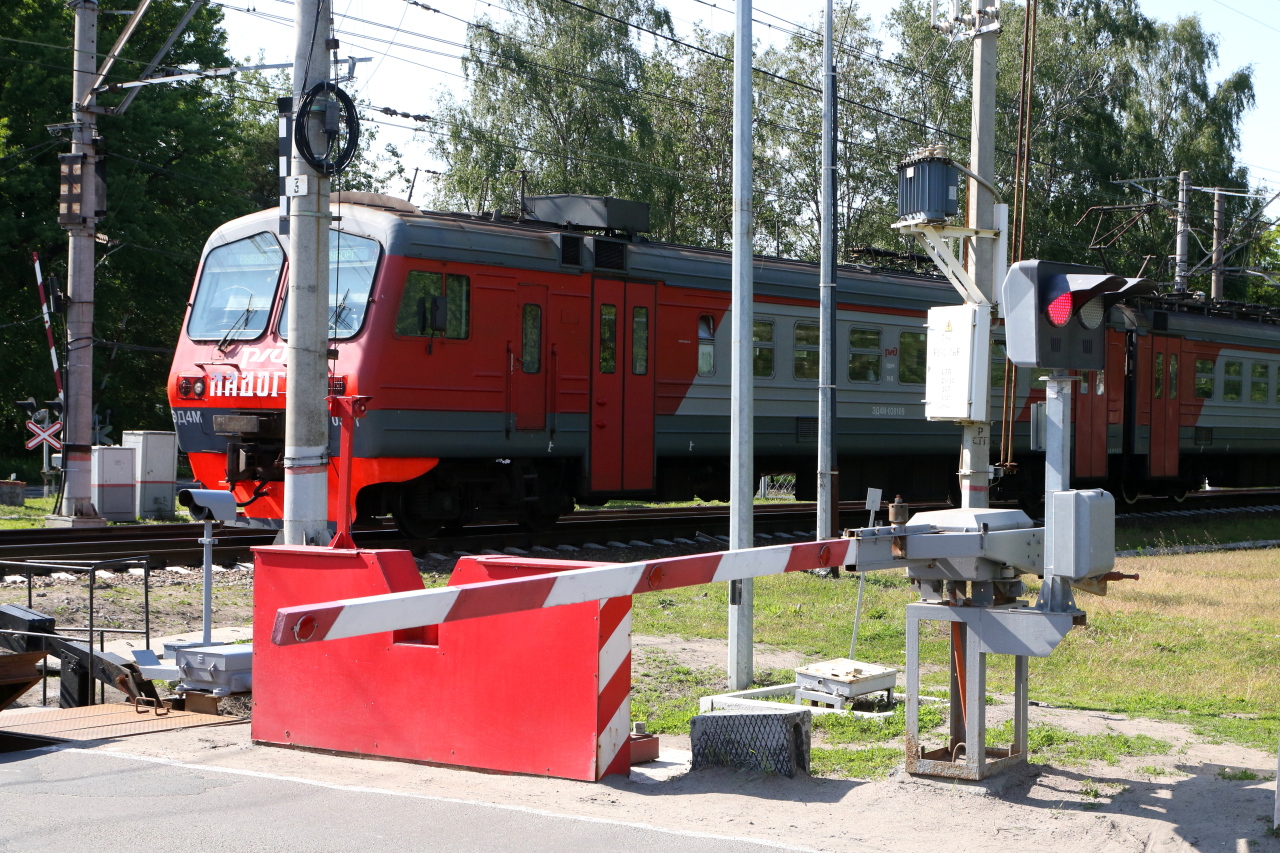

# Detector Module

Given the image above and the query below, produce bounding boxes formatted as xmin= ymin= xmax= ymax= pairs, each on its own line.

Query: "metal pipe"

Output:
xmin=727 ymin=0 xmax=755 ymax=691
xmin=817 ymin=0 xmax=838 ymax=541
xmin=201 ymin=518 xmax=214 ymax=646
xmin=283 ymin=0 xmax=333 ymax=546
xmin=1175 ymin=170 xmax=1190 ymax=293
xmin=1212 ymin=189 xmax=1225 ymax=301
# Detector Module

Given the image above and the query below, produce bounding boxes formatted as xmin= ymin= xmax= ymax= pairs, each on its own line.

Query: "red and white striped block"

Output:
xmin=596 ymin=596 xmax=632 ymax=778
xmin=271 ymin=538 xmax=853 ymax=646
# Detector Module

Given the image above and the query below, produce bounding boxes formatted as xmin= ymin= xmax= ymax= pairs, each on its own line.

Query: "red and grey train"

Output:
xmin=166 ymin=192 xmax=1274 ymax=533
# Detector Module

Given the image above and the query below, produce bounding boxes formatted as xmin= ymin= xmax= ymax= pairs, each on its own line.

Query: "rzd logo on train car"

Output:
xmin=208 ymin=371 xmax=287 ymax=398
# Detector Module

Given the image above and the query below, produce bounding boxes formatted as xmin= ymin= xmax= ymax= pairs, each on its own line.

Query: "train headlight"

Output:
xmin=193 ymin=378 xmax=207 ymax=398
xmin=178 ymin=378 xmax=192 ymax=398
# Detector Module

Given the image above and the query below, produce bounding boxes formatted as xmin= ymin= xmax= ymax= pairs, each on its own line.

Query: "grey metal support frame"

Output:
xmin=905 ymin=602 xmax=1030 ymax=781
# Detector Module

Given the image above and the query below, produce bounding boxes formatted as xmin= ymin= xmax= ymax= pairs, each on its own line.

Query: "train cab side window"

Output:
xmin=1223 ymin=360 xmax=1243 ymax=402
xmin=1168 ymin=355 xmax=1177 ymax=399
xmin=793 ymin=322 xmax=819 ymax=381
xmin=1154 ymin=353 xmax=1164 ymax=399
xmin=1194 ymin=358 xmax=1215 ymax=399
xmin=521 ymin=304 xmax=541 ymax=373
xmin=899 ymin=330 xmax=927 ymax=384
xmin=697 ymin=315 xmax=716 ymax=377
xmin=632 ymin=306 xmax=649 ymax=375
xmin=599 ymin=305 xmax=617 ymax=373
xmin=396 ymin=271 xmax=470 ymax=339
xmin=753 ymin=320 xmax=775 ymax=378
xmin=1251 ymin=362 xmax=1269 ymax=403
xmin=849 ymin=327 xmax=881 ymax=383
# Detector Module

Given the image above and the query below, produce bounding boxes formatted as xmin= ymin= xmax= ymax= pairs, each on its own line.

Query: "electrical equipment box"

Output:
xmin=176 ymin=644 xmax=253 ymax=696
xmin=121 ymin=431 xmax=177 ymax=520
xmin=524 ymin=195 xmax=651 ymax=234
xmin=925 ymin=304 xmax=990 ymax=422
xmin=90 ymin=445 xmax=136 ymax=522
xmin=1048 ymin=489 xmax=1115 ymax=580
xmin=897 ymin=152 xmax=958 ymax=223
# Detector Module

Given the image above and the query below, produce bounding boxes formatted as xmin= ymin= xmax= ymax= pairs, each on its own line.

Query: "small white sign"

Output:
xmin=925 ymin=304 xmax=991 ymax=422
xmin=285 ymin=175 xmax=310 ymax=197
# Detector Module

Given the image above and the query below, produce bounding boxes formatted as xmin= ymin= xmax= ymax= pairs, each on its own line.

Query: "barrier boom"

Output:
xmin=271 ymin=538 xmax=853 ymax=646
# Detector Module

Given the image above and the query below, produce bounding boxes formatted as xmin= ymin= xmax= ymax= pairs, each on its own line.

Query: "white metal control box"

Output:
xmin=924 ymin=303 xmax=991 ymax=422
xmin=90 ymin=445 xmax=136 ymax=522
xmin=121 ymin=431 xmax=177 ymax=520
xmin=1048 ymin=489 xmax=1115 ymax=580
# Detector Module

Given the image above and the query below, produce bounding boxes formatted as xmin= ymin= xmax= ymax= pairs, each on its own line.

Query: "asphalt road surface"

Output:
xmin=0 ymin=748 xmax=814 ymax=853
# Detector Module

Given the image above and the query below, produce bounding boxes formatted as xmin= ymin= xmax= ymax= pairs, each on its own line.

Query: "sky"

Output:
xmin=215 ymin=0 xmax=1280 ymax=210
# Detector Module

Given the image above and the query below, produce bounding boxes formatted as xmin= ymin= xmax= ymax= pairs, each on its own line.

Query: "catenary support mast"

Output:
xmin=817 ymin=0 xmax=839 ymax=540
xmin=283 ymin=0 xmax=333 ymax=545
xmin=727 ymin=0 xmax=755 ymax=690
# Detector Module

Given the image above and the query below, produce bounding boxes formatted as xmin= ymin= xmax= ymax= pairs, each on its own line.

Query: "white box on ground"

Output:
xmin=1048 ymin=489 xmax=1115 ymax=580
xmin=90 ymin=445 xmax=136 ymax=522
xmin=794 ymin=659 xmax=897 ymax=698
xmin=924 ymin=303 xmax=991 ymax=422
xmin=175 ymin=644 xmax=253 ymax=696
xmin=121 ymin=431 xmax=177 ymax=520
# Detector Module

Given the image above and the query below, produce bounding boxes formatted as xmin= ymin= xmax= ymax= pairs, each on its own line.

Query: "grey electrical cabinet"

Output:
xmin=897 ymin=154 xmax=958 ymax=223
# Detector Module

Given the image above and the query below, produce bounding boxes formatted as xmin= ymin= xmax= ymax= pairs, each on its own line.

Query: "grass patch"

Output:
xmin=1217 ymin=767 xmax=1274 ymax=782
xmin=0 ymin=496 xmax=57 ymax=529
xmin=814 ymin=702 xmax=946 ymax=745
xmin=810 ymin=746 xmax=902 ymax=779
xmin=1115 ymin=513 xmax=1280 ymax=552
xmin=985 ymin=721 xmax=1172 ymax=765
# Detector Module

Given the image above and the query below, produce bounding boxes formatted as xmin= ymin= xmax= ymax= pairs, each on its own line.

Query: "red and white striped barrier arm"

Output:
xmin=271 ymin=538 xmax=854 ymax=646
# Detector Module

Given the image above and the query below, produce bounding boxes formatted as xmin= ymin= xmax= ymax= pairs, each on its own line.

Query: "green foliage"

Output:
xmin=814 ymin=701 xmax=945 ymax=745
xmin=985 ymin=720 xmax=1172 ymax=765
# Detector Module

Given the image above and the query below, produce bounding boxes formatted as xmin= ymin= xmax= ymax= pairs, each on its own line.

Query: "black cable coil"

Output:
xmin=293 ymin=82 xmax=360 ymax=177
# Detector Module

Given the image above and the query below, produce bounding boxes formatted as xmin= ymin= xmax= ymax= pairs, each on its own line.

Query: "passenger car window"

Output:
xmin=1251 ymin=362 xmax=1269 ymax=403
xmin=1194 ymin=358 xmax=1214 ymax=399
xmin=849 ymin=327 xmax=881 ymax=383
xmin=697 ymin=315 xmax=716 ymax=377
xmin=1168 ymin=355 xmax=1177 ymax=400
xmin=990 ymin=341 xmax=1007 ymax=389
xmin=1154 ymin=353 xmax=1164 ymax=400
xmin=521 ymin=304 xmax=541 ymax=373
xmin=395 ymin=271 xmax=470 ymax=339
xmin=187 ymin=232 xmax=283 ymax=342
xmin=632 ymin=306 xmax=649 ymax=375
xmin=279 ymin=230 xmax=382 ymax=340
xmin=1223 ymin=360 xmax=1242 ymax=402
xmin=793 ymin=322 xmax=819 ymax=380
xmin=753 ymin=320 xmax=774 ymax=378
xmin=599 ymin=305 xmax=617 ymax=374
xmin=899 ymin=331 xmax=927 ymax=384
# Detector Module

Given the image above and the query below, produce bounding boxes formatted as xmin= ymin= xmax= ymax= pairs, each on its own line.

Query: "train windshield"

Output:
xmin=187 ymin=232 xmax=284 ymax=342
xmin=278 ymin=230 xmax=381 ymax=340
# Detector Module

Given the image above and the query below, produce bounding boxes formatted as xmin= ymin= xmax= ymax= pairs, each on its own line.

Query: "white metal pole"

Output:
xmin=1211 ymin=189 xmax=1225 ymax=301
xmin=817 ymin=0 xmax=838 ymax=541
xmin=1175 ymin=170 xmax=1190 ymax=293
xmin=959 ymin=0 xmax=998 ymax=510
xmin=59 ymin=0 xmax=101 ymax=524
xmin=283 ymin=0 xmax=333 ymax=546
xmin=1041 ymin=369 xmax=1074 ymax=612
xmin=727 ymin=0 xmax=755 ymax=691
xmin=201 ymin=518 xmax=214 ymax=645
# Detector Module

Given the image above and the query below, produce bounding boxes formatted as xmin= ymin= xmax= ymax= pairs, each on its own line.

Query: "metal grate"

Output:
xmin=560 ymin=234 xmax=582 ymax=266
xmin=594 ymin=239 xmax=626 ymax=271
xmin=691 ymin=710 xmax=809 ymax=778
xmin=796 ymin=417 xmax=818 ymax=443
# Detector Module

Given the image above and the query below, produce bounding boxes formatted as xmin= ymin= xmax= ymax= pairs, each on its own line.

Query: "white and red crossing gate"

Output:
xmin=272 ymin=538 xmax=856 ymax=647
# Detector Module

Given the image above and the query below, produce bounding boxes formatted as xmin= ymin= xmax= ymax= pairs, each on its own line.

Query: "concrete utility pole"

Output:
xmin=727 ymin=0 xmax=755 ymax=691
xmin=1175 ymin=170 xmax=1190 ymax=293
xmin=55 ymin=0 xmax=103 ymax=526
xmin=816 ymin=0 xmax=839 ymax=541
xmin=959 ymin=0 xmax=998 ymax=510
xmin=283 ymin=0 xmax=333 ymax=546
xmin=1211 ymin=189 xmax=1225 ymax=301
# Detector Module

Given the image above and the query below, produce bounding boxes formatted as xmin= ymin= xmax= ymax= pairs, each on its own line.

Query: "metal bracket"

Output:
xmin=892 ymin=221 xmax=1001 ymax=304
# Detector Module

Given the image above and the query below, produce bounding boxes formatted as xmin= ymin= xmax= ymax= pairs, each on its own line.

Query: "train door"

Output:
xmin=1074 ymin=364 xmax=1108 ymax=479
xmin=1149 ymin=336 xmax=1182 ymax=478
xmin=590 ymin=279 xmax=656 ymax=492
xmin=513 ymin=284 xmax=548 ymax=430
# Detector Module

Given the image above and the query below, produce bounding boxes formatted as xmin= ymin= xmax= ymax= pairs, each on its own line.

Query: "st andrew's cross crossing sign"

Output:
xmin=25 ymin=420 xmax=62 ymax=451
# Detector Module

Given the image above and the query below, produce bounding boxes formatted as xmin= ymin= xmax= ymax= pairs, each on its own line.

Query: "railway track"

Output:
xmin=2 ymin=488 xmax=1279 ymax=569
